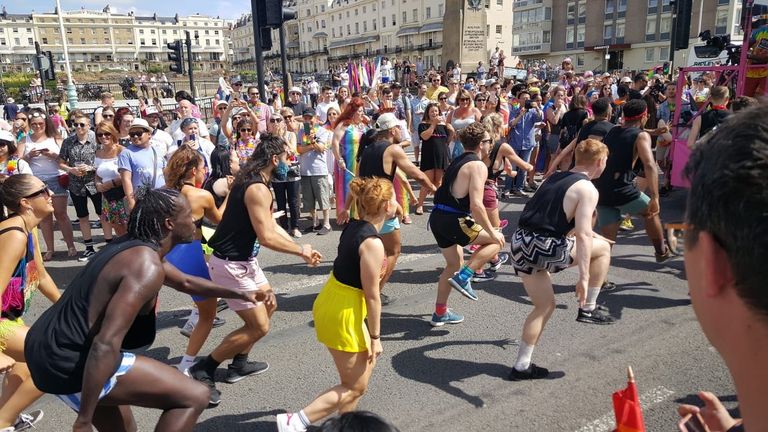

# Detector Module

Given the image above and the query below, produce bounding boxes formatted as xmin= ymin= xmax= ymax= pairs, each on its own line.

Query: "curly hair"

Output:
xmin=459 ymin=122 xmax=487 ymax=150
xmin=164 ymin=146 xmax=203 ymax=190
xmin=348 ymin=177 xmax=393 ymax=219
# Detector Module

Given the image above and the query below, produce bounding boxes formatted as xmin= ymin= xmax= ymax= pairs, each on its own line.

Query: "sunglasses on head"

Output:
xmin=75 ymin=122 xmax=88 ymax=128
xmin=30 ymin=112 xmax=46 ymax=119
xmin=24 ymin=186 xmax=51 ymax=200
xmin=128 ymin=131 xmax=145 ymax=137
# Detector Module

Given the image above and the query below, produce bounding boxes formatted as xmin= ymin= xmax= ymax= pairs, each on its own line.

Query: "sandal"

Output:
xmin=415 ymin=206 xmax=424 ymax=215
xmin=402 ymin=215 xmax=412 ymax=225
xmin=43 ymin=251 xmax=54 ymax=262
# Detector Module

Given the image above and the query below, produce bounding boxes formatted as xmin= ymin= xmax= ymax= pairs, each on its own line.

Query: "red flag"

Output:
xmin=612 ymin=366 xmax=646 ymax=432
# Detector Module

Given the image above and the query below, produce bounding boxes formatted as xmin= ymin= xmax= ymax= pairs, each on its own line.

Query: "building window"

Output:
xmin=426 ymin=7 xmax=431 ymax=18
xmin=567 ymin=2 xmax=576 ymax=22
xmin=392 ymin=14 xmax=396 ymax=26
xmin=660 ymin=46 xmax=670 ymax=61
xmin=618 ymin=0 xmax=627 ymax=12
xmin=543 ymin=31 xmax=550 ymax=43
xmin=645 ymin=47 xmax=655 ymax=62
xmin=616 ymin=21 xmax=625 ymax=38
xmin=646 ymin=16 xmax=657 ymax=40
xmin=577 ymin=25 xmax=585 ymax=42
xmin=355 ymin=22 xmax=359 ymax=34
xmin=577 ymin=55 xmax=584 ymax=67
xmin=496 ymin=25 xmax=502 ymax=35
xmin=347 ymin=24 xmax=350 ymax=35
xmin=413 ymin=9 xmax=418 ymax=21
xmin=140 ymin=38 xmax=145 ymax=45
xmin=567 ymin=27 xmax=575 ymax=44
xmin=363 ymin=6 xmax=366 ymax=13
xmin=382 ymin=17 xmax=386 ymax=28
xmin=28 ymin=37 xmax=34 ymax=45
xmin=439 ymin=4 xmax=444 ymax=16
xmin=373 ymin=19 xmax=377 ymax=30
xmin=605 ymin=0 xmax=615 ymax=14
xmin=42 ymin=37 xmax=48 ymax=44
xmin=603 ymin=24 xmax=613 ymax=40
xmin=715 ymin=8 xmax=729 ymax=34
xmin=578 ymin=1 xmax=587 ymax=21
xmin=403 ymin=12 xmax=407 ymax=23
xmin=80 ymin=38 xmax=85 ymax=44
xmin=648 ymin=0 xmax=658 ymax=7
xmin=497 ymin=0 xmax=503 ymax=4
xmin=363 ymin=21 xmax=367 ymax=32
xmin=660 ymin=14 xmax=672 ymax=39
xmin=322 ymin=20 xmax=326 ymax=29
xmin=139 ymin=29 xmax=144 ymax=34
xmin=355 ymin=8 xmax=358 ymax=16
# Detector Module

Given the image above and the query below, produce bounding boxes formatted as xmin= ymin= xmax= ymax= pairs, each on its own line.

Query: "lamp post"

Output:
xmin=55 ymin=0 xmax=78 ymax=110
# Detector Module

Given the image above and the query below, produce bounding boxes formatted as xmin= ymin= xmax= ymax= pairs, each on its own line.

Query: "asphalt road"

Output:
xmin=25 ymin=185 xmax=738 ymax=432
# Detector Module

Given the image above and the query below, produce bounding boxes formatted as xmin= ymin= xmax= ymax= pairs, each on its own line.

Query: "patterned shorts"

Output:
xmin=102 ymin=198 xmax=129 ymax=226
xmin=511 ymin=228 xmax=575 ymax=275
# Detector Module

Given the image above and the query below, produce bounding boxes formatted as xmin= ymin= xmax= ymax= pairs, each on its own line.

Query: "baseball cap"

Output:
xmin=376 ymin=113 xmax=400 ymax=130
xmin=231 ymin=75 xmax=243 ymax=84
xmin=129 ymin=118 xmax=152 ymax=132
xmin=215 ymin=99 xmax=229 ymax=108
xmin=302 ymin=108 xmax=315 ymax=117
xmin=602 ymin=73 xmax=611 ymax=78
xmin=620 ymin=77 xmax=632 ymax=84
xmin=289 ymin=86 xmax=303 ymax=94
xmin=0 ymin=130 xmax=15 ymax=143
xmin=144 ymin=106 xmax=160 ymax=115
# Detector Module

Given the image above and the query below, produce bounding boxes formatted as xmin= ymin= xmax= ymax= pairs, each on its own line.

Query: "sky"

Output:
xmin=9 ymin=0 xmax=249 ymax=20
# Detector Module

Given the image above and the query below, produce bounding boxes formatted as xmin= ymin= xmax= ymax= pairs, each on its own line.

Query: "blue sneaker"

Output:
xmin=430 ymin=309 xmax=465 ymax=327
xmin=449 ymin=273 xmax=479 ymax=301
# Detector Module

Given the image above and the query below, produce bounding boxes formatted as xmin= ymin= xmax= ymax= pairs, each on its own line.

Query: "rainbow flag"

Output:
xmin=334 ymin=124 xmax=362 ymax=220
xmin=393 ymin=169 xmax=411 ymax=216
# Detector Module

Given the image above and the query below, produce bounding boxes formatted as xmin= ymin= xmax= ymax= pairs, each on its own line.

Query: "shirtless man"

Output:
xmin=25 ymin=188 xmax=265 ymax=432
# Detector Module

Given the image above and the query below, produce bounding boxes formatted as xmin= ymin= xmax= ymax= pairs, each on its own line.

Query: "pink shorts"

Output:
xmin=208 ymin=255 xmax=269 ymax=311
xmin=483 ymin=184 xmax=498 ymax=210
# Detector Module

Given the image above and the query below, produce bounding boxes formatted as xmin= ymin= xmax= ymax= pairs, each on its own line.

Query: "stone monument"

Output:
xmin=442 ymin=0 xmax=488 ymax=74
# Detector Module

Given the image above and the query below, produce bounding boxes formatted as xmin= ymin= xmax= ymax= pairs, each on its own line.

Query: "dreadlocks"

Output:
xmin=235 ymin=133 xmax=287 ymax=185
xmin=127 ymin=187 xmax=181 ymax=245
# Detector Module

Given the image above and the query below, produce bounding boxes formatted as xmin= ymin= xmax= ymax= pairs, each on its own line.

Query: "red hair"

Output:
xmin=334 ymin=97 xmax=365 ymax=128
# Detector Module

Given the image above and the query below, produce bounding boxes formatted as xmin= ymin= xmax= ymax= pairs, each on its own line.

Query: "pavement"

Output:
xmin=24 ymin=183 xmax=738 ymax=432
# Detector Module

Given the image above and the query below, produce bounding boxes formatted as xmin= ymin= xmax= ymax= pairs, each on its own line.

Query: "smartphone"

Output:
xmin=678 ymin=413 xmax=708 ymax=432
xmin=303 ymin=122 xmax=312 ymax=137
xmin=524 ymin=99 xmax=533 ymax=110
xmin=189 ymin=133 xmax=196 ymax=142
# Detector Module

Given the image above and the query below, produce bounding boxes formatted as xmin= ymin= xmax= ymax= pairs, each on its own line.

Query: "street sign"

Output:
xmin=32 ymin=55 xmax=50 ymax=71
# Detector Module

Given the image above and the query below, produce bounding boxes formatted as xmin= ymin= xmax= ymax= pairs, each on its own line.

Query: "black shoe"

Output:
xmin=380 ymin=293 xmax=394 ymax=306
xmin=507 ymin=363 xmax=549 ymax=381
xmin=576 ymin=307 xmax=616 ymax=325
xmin=224 ymin=360 xmax=269 ymax=384
xmin=189 ymin=364 xmax=221 ymax=406
xmin=601 ymin=281 xmax=617 ymax=292
xmin=216 ymin=299 xmax=229 ymax=313
xmin=655 ymin=247 xmax=672 ymax=263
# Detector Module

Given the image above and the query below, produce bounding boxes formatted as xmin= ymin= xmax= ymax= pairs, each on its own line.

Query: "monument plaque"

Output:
xmin=442 ymin=0 xmax=488 ymax=75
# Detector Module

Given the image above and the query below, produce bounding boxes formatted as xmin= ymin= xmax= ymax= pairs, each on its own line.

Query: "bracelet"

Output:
xmin=369 ymin=334 xmax=380 ymax=340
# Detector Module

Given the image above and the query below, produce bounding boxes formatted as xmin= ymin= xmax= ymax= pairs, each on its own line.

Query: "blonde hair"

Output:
xmin=574 ymin=139 xmax=609 ymax=165
xmin=481 ymin=112 xmax=503 ymax=141
xmin=348 ymin=177 xmax=393 ymax=218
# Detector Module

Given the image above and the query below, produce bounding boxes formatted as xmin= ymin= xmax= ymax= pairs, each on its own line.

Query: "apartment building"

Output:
xmin=0 ymin=6 xmax=230 ymax=74
xmin=512 ymin=0 xmax=742 ymax=72
xmin=230 ymin=14 xmax=302 ymax=75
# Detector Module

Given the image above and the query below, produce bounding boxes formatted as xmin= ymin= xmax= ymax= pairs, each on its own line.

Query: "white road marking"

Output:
xmin=574 ymin=385 xmax=675 ymax=432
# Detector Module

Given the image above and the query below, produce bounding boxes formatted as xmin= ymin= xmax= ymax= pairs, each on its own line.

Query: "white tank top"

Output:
xmin=95 ymin=157 xmax=119 ymax=182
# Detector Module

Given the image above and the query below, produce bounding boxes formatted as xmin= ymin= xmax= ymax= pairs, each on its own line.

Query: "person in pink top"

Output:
xmin=246 ymin=86 xmax=271 ymax=133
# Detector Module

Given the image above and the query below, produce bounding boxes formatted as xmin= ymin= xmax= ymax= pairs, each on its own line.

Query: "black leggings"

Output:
xmin=273 ymin=181 xmax=300 ymax=230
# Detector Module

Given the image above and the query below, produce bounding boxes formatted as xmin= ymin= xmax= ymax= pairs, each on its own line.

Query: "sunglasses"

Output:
xmin=24 ymin=186 xmax=51 ymax=199
xmin=270 ymin=118 xmax=284 ymax=123
xmin=218 ymin=106 xmax=228 ymax=110
xmin=74 ymin=122 xmax=88 ymax=128
xmin=0 ymin=141 xmax=9 ymax=147
xmin=432 ymin=80 xmax=440 ymax=83
xmin=285 ymin=115 xmax=293 ymax=119
xmin=30 ymin=122 xmax=45 ymax=127
xmin=96 ymin=132 xmax=111 ymax=138
xmin=481 ymin=138 xmax=493 ymax=144
xmin=128 ymin=131 xmax=146 ymax=137
xmin=290 ymin=92 xmax=301 ymax=95
xmin=476 ymin=98 xmax=488 ymax=102
xmin=233 ymin=83 xmax=243 ymax=86
xmin=103 ymin=114 xmax=114 ymax=119
xmin=239 ymin=128 xmax=253 ymax=133
xmin=438 ymin=97 xmax=447 ymax=101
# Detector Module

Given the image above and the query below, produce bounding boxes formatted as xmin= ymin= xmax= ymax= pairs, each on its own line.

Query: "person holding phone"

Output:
xmin=506 ymin=90 xmax=544 ymax=198
xmin=297 ymin=109 xmax=333 ymax=235
xmin=415 ymin=103 xmax=453 ymax=215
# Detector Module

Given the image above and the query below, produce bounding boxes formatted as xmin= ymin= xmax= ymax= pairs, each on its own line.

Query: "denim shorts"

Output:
xmin=596 ymin=193 xmax=651 ymax=228
xmin=42 ymin=176 xmax=68 ymax=197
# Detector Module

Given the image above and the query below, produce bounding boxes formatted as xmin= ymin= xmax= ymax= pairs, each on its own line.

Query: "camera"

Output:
xmin=695 ymin=30 xmax=741 ymax=65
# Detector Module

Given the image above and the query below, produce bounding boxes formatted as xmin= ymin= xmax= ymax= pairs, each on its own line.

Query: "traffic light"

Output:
xmin=44 ymin=51 xmax=56 ymax=81
xmin=260 ymin=0 xmax=298 ymax=28
xmin=167 ymin=40 xmax=184 ymax=74
xmin=261 ymin=27 xmax=273 ymax=51
xmin=673 ymin=0 xmax=692 ymax=50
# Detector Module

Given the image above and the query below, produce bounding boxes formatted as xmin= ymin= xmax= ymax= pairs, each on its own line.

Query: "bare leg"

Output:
xmin=52 ymin=195 xmax=76 ymax=253
xmin=184 ymin=298 xmax=217 ymax=357
xmin=301 ymin=348 xmax=375 ymax=423
xmin=99 ymin=356 xmax=209 ymax=432
xmin=600 ymin=223 xmax=620 ymax=243
xmin=416 ymin=169 xmax=435 ymax=211
xmin=209 ymin=299 xmax=275 ymax=363
xmin=380 ymin=230 xmax=401 ymax=290
xmin=466 ymin=229 xmax=502 ymax=272
xmin=100 ymin=212 xmax=113 ymax=241
xmin=79 ymin=216 xmax=93 ymax=243
xmin=113 ymin=222 xmax=128 ymax=237
xmin=92 ymin=405 xmax=137 ymax=432
xmin=436 ymin=245 xmax=462 ymax=305
xmin=0 ymin=327 xmax=43 ymax=427
xmin=519 ymin=272 xmax=556 ymax=346
xmin=40 ymin=214 xmax=54 ymax=259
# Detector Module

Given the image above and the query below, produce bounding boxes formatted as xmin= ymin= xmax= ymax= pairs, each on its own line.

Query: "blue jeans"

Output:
xmin=505 ymin=147 xmax=533 ymax=192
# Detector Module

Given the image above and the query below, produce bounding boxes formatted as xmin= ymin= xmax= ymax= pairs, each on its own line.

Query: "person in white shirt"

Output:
xmin=340 ymin=70 xmax=350 ymax=88
xmin=452 ymin=65 xmax=462 ymax=82
xmin=381 ymin=58 xmax=392 ymax=84
xmin=315 ymin=86 xmax=340 ymax=125
xmin=168 ymin=100 xmax=209 ymax=142
xmin=167 ymin=118 xmax=215 ymax=169
xmin=144 ymin=106 xmax=173 ymax=160
xmin=490 ymin=47 xmax=500 ymax=67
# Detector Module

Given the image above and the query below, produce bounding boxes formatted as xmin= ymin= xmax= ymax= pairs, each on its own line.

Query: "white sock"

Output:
xmin=178 ymin=354 xmax=196 ymax=371
xmin=514 ymin=341 xmax=535 ymax=371
xmin=297 ymin=410 xmax=310 ymax=428
xmin=582 ymin=286 xmax=602 ymax=311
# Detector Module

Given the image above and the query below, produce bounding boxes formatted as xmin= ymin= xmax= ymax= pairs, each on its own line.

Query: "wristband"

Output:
xmin=369 ymin=334 xmax=380 ymax=340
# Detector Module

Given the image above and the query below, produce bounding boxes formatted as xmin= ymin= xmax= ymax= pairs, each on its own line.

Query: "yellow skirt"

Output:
xmin=0 ymin=317 xmax=24 ymax=352
xmin=313 ymin=272 xmax=369 ymax=353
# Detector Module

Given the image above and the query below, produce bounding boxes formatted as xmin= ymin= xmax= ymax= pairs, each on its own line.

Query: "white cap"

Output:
xmin=376 ymin=113 xmax=401 ymax=130
xmin=0 ymin=130 xmax=15 ymax=143
xmin=215 ymin=99 xmax=229 ymax=108
xmin=620 ymin=77 xmax=632 ymax=84
xmin=129 ymin=118 xmax=152 ymax=132
xmin=144 ymin=106 xmax=160 ymax=115
xmin=289 ymin=86 xmax=303 ymax=94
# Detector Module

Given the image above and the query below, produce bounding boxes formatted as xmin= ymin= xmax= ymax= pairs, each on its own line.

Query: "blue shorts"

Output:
xmin=42 ymin=176 xmax=68 ymax=196
xmin=57 ymin=352 xmax=136 ymax=412
xmin=379 ymin=217 xmax=400 ymax=235
xmin=165 ymin=240 xmax=210 ymax=302
xmin=596 ymin=193 xmax=651 ymax=228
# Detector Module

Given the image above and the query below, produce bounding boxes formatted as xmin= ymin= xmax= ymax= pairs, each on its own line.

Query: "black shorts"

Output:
xmin=429 ymin=211 xmax=482 ymax=249
xmin=71 ymin=191 xmax=102 ymax=219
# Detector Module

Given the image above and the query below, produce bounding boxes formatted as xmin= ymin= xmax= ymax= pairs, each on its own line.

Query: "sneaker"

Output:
xmin=471 ymin=270 xmax=497 ymax=283
xmin=224 ymin=360 xmax=269 ymax=384
xmin=430 ymin=308 xmax=465 ymax=327
xmin=449 ymin=274 xmax=479 ymax=301
xmin=77 ymin=249 xmax=96 ymax=262
xmin=380 ymin=292 xmax=394 ymax=306
xmin=510 ymin=189 xmax=529 ymax=198
xmin=507 ymin=363 xmax=549 ymax=381
xmin=488 ymin=252 xmax=510 ymax=271
xmin=276 ymin=413 xmax=308 ymax=432
xmin=188 ymin=365 xmax=221 ymax=407
xmin=212 ymin=316 xmax=226 ymax=328
xmin=217 ymin=299 xmax=229 ymax=312
xmin=655 ymin=247 xmax=672 ymax=263
xmin=576 ymin=307 xmax=617 ymax=325
xmin=619 ymin=218 xmax=634 ymax=231
xmin=601 ymin=280 xmax=617 ymax=292
xmin=464 ymin=244 xmax=480 ymax=254
xmin=498 ymin=219 xmax=509 ymax=230
xmin=13 ymin=410 xmax=44 ymax=431
xmin=291 ymin=228 xmax=302 ymax=238
xmin=180 ymin=319 xmax=196 ymax=338
xmin=317 ymin=226 xmax=332 ymax=235
xmin=522 ymin=184 xmax=538 ymax=193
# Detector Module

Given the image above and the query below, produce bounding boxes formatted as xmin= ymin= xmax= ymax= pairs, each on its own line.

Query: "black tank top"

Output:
xmin=208 ymin=176 xmax=268 ymax=260
xmin=333 ymin=219 xmax=380 ymax=289
xmin=25 ymin=237 xmax=157 ymax=394
xmin=518 ymin=171 xmax=589 ymax=236
xmin=699 ymin=108 xmax=729 ymax=138
xmin=487 ymin=141 xmax=505 ymax=181
xmin=593 ymin=126 xmax=642 ymax=207
xmin=358 ymin=140 xmax=396 ymax=182
xmin=433 ymin=152 xmax=480 ymax=213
